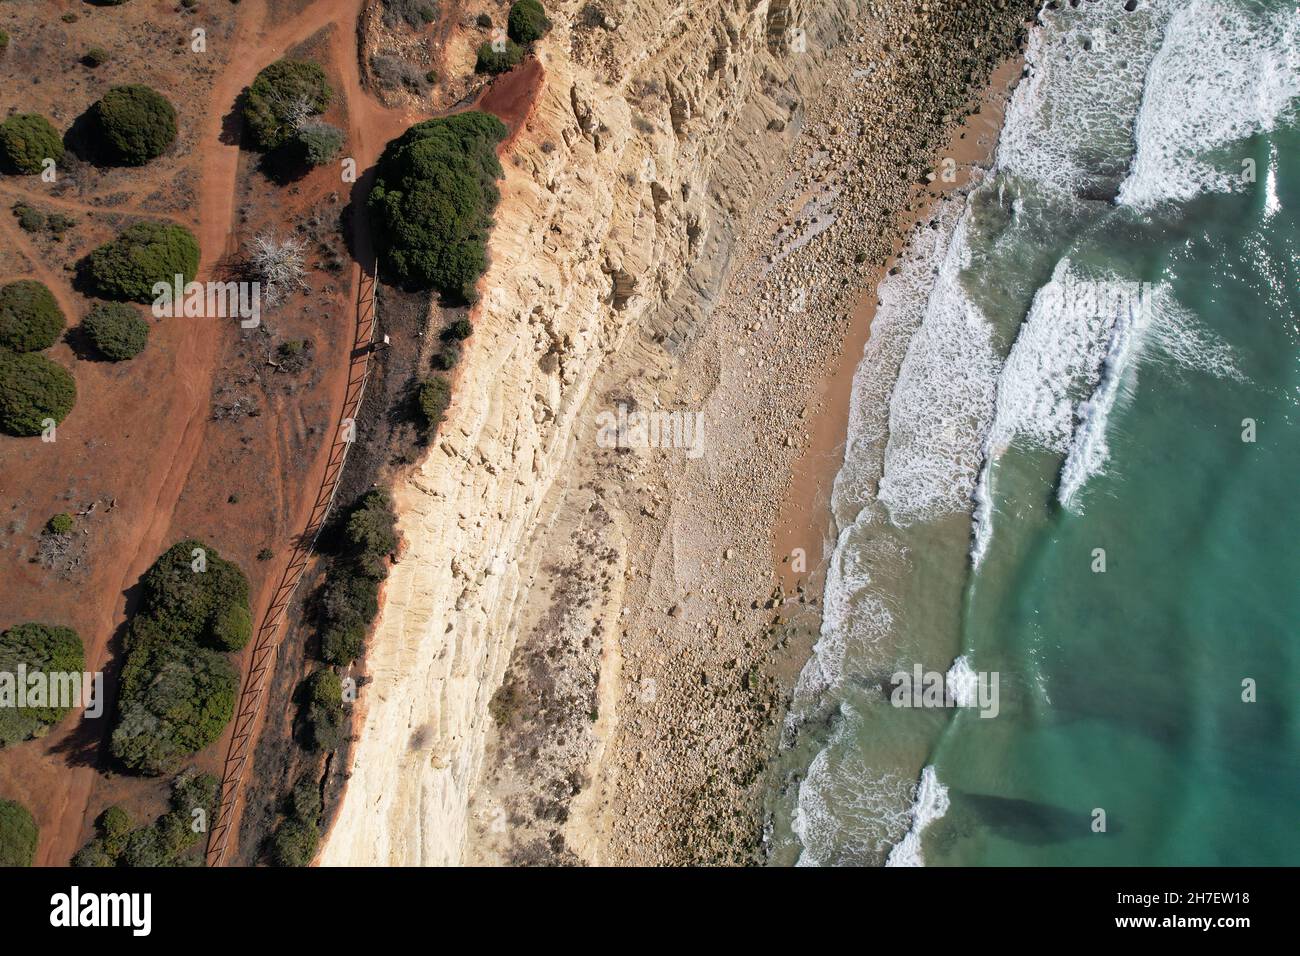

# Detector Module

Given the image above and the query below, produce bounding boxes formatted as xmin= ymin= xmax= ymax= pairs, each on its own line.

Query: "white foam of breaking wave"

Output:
xmin=945 ymin=655 xmax=979 ymax=709
xmin=996 ymin=0 xmax=1172 ymax=192
xmin=1118 ymin=0 xmax=1300 ymax=209
xmin=970 ymin=260 xmax=1120 ymax=564
xmin=793 ymin=707 xmax=917 ymax=866
xmin=1264 ymin=142 xmax=1282 ymax=219
xmin=885 ymin=765 xmax=951 ymax=867
xmin=793 ymin=199 xmax=969 ymax=713
xmin=1057 ymin=288 xmax=1154 ymax=510
xmin=831 ymin=198 xmax=973 ymax=527
xmin=876 ymin=208 xmax=1001 ymax=524
xmin=1149 ymin=291 xmax=1245 ymax=382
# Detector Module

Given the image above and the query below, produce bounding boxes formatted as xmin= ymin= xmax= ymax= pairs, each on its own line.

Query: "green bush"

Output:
xmin=0 ymin=114 xmax=64 ymax=175
xmin=314 ymin=490 xmax=397 ymax=666
xmin=432 ymin=341 xmax=461 ymax=370
xmin=85 ymin=221 xmax=200 ymax=303
xmin=77 ymin=769 xmax=217 ymax=866
xmin=290 ymin=774 xmax=322 ymax=823
xmin=0 ymin=351 xmax=76 ymax=437
xmin=244 ymin=59 xmax=333 ymax=151
xmin=0 ymin=800 xmax=37 ymax=866
xmin=109 ymin=541 xmax=249 ymax=774
xmin=71 ymin=840 xmax=114 ymax=867
xmin=507 ymin=0 xmax=551 ymax=44
xmin=13 ymin=202 xmax=44 ymax=233
xmin=83 ymin=47 xmax=110 ymax=68
xmin=299 ymin=669 xmax=346 ymax=751
xmin=298 ymin=121 xmax=343 ymax=166
xmin=381 ymin=0 xmax=438 ymax=29
xmin=344 ymin=489 xmax=399 ymax=559
xmin=45 ymin=513 xmax=73 ymax=535
xmin=82 ymin=302 xmax=149 ymax=361
xmin=0 ymin=31 xmax=9 ymax=55
xmin=416 ymin=376 xmax=451 ymax=436
xmin=369 ymin=112 xmax=506 ymax=299
xmin=0 ymin=280 xmax=65 ymax=352
xmin=441 ymin=317 xmax=473 ymax=341
xmin=111 ymin=638 xmax=238 ymax=774
xmin=93 ymin=85 xmax=177 ymax=166
xmin=475 ymin=39 xmax=524 ymax=75
xmin=98 ymin=806 xmax=132 ymax=857
xmin=135 ymin=539 xmax=251 ymax=649
xmin=269 ymin=817 xmax=318 ymax=866
xmin=0 ymin=622 xmax=85 ymax=747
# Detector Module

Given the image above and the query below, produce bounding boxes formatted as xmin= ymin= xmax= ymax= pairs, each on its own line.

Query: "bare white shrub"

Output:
xmin=248 ymin=233 xmax=309 ymax=307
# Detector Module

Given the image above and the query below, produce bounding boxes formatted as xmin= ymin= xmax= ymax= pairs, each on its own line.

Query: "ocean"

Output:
xmin=768 ymin=0 xmax=1300 ymax=866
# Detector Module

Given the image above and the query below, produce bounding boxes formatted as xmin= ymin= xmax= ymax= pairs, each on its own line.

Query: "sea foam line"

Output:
xmin=885 ymin=765 xmax=950 ymax=867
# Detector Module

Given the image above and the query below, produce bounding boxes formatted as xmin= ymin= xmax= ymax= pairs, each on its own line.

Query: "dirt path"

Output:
xmin=5 ymin=0 xmax=411 ymax=866
xmin=200 ymin=0 xmax=416 ymax=863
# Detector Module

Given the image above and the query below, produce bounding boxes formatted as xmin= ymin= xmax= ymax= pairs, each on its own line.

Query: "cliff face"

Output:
xmin=320 ymin=0 xmax=859 ymax=865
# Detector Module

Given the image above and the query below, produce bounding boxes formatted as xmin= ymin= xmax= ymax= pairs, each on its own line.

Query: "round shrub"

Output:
xmin=82 ymin=302 xmax=148 ymax=360
xmin=0 ymin=114 xmax=64 ymax=175
xmin=0 ymin=800 xmax=37 ymax=867
xmin=110 ymin=637 xmax=237 ymax=775
xmin=244 ymin=59 xmax=333 ymax=151
xmin=441 ymin=317 xmax=473 ymax=341
xmin=270 ymin=818 xmax=319 ymax=867
xmin=109 ymin=540 xmax=249 ymax=774
xmin=0 ymin=351 xmax=76 ymax=436
xmin=507 ymin=0 xmax=551 ymax=44
xmin=45 ymin=513 xmax=73 ymax=535
xmin=93 ymin=85 xmax=177 ymax=166
xmin=0 ymin=280 xmax=65 ymax=352
xmin=85 ymin=221 xmax=200 ymax=303
xmin=0 ymin=623 xmax=85 ymax=747
xmin=369 ymin=112 xmax=506 ymax=298
xmin=298 ymin=121 xmax=344 ymax=166
xmin=83 ymin=47 xmax=110 ymax=68
xmin=475 ymin=39 xmax=524 ymax=75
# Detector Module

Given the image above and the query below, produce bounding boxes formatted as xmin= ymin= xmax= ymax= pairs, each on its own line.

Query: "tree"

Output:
xmin=85 ymin=221 xmax=199 ymax=303
xmin=0 ymin=114 xmax=63 ymax=174
xmin=0 ymin=622 xmax=85 ymax=746
xmin=0 ymin=800 xmax=38 ymax=866
xmin=507 ymin=0 xmax=551 ymax=44
xmin=109 ymin=541 xmax=249 ymax=774
xmin=93 ymin=85 xmax=178 ymax=166
xmin=269 ymin=818 xmax=318 ymax=866
xmin=244 ymin=59 xmax=333 ymax=151
xmin=0 ymin=280 xmax=64 ymax=352
xmin=368 ymin=112 xmax=506 ymax=299
xmin=82 ymin=302 xmax=148 ymax=360
xmin=111 ymin=637 xmax=238 ymax=774
xmin=0 ymin=351 xmax=76 ymax=436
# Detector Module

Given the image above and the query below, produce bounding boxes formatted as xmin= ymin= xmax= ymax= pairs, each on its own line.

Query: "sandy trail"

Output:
xmin=3 ymin=0 xmax=409 ymax=865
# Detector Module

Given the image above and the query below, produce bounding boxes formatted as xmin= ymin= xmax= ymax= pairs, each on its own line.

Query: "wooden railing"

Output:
xmin=204 ymin=264 xmax=378 ymax=866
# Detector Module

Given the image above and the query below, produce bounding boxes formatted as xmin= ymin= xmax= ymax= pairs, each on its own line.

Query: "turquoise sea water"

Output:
xmin=769 ymin=0 xmax=1300 ymax=866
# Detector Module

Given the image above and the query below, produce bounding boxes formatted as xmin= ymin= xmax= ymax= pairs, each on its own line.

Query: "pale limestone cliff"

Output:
xmin=320 ymin=0 xmax=859 ymax=865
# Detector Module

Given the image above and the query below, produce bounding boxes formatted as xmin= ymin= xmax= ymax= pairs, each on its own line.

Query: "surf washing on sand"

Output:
xmin=766 ymin=0 xmax=1300 ymax=866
